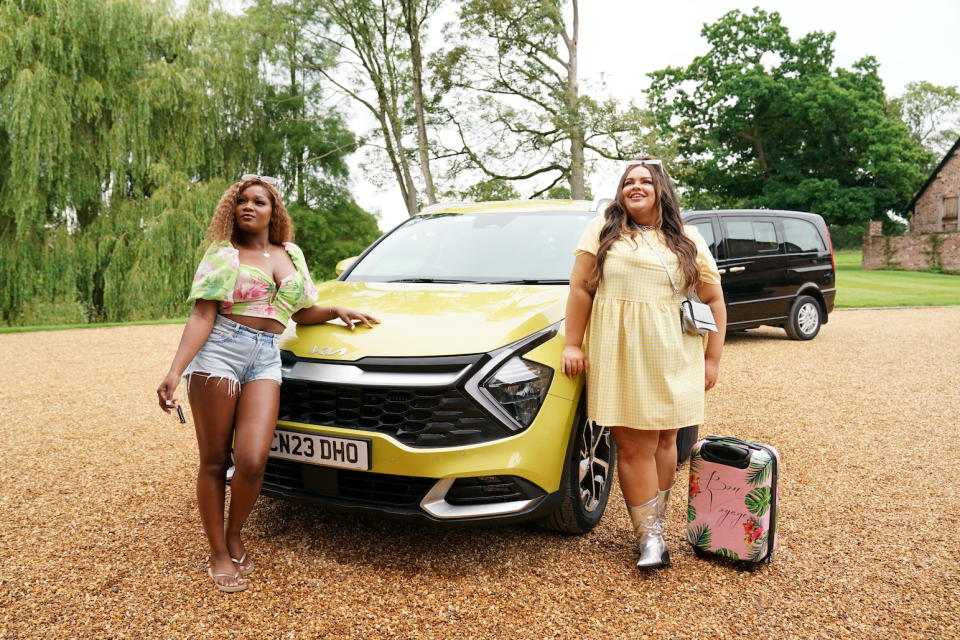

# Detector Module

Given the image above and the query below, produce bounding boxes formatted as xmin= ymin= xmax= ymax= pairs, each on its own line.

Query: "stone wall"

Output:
xmin=862 ymin=221 xmax=960 ymax=272
xmin=911 ymin=144 xmax=960 ymax=233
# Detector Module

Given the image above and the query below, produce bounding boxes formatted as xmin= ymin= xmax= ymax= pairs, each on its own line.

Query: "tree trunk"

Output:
xmin=565 ymin=0 xmax=585 ymax=200
xmin=402 ymin=0 xmax=436 ymax=205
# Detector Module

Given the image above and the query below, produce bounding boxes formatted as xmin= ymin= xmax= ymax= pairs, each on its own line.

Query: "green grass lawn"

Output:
xmin=835 ymin=250 xmax=960 ymax=307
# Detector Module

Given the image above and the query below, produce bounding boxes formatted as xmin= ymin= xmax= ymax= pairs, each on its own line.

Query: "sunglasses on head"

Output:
xmin=241 ymin=173 xmax=278 ymax=185
xmin=624 ymin=159 xmax=662 ymax=170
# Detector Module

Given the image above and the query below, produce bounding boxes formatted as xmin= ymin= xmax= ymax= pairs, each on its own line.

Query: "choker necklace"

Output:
xmin=629 ymin=220 xmax=659 ymax=232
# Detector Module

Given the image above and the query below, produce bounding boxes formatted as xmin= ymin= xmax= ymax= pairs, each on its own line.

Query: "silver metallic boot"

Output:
xmin=627 ymin=496 xmax=671 ymax=569
xmin=657 ymin=485 xmax=673 ymax=522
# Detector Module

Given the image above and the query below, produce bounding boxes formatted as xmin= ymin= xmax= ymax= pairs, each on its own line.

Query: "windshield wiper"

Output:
xmin=387 ymin=278 xmax=472 ymax=283
xmin=477 ymin=279 xmax=569 ymax=285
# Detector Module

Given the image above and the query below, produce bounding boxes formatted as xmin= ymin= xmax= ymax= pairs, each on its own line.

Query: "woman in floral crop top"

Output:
xmin=156 ymin=175 xmax=379 ymax=593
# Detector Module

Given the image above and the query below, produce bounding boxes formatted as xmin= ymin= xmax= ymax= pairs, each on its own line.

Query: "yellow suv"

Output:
xmin=263 ymin=200 xmax=615 ymax=533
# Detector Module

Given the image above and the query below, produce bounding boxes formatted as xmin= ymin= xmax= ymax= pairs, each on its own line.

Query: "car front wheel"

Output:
xmin=784 ymin=295 xmax=822 ymax=340
xmin=539 ymin=399 xmax=616 ymax=534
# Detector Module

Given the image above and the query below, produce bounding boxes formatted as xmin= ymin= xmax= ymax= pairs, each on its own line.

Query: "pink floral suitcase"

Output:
xmin=687 ymin=436 xmax=780 ymax=570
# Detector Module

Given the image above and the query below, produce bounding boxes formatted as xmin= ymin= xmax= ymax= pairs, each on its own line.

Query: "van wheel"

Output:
xmin=539 ymin=402 xmax=616 ymax=534
xmin=784 ymin=295 xmax=822 ymax=340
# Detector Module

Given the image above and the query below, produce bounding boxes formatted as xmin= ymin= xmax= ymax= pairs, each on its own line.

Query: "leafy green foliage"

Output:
xmin=646 ymin=8 xmax=930 ymax=226
xmin=715 ymin=548 xmax=740 ymax=560
xmin=289 ymin=200 xmax=381 ymax=282
xmin=0 ymin=1 xmax=375 ymax=325
xmin=889 ymin=81 xmax=960 ymax=159
xmin=745 ymin=487 xmax=772 ymax=517
xmin=687 ymin=504 xmax=696 ymax=523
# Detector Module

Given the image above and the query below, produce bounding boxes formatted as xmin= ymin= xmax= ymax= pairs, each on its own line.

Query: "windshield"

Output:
xmin=344 ymin=211 xmax=595 ymax=284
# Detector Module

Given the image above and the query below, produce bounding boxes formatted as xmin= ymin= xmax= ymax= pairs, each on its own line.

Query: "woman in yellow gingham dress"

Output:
xmin=562 ymin=158 xmax=726 ymax=570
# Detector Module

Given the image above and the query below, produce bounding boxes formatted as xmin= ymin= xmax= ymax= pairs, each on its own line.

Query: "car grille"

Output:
xmin=264 ymin=458 xmax=435 ymax=507
xmin=278 ymin=381 xmax=509 ymax=447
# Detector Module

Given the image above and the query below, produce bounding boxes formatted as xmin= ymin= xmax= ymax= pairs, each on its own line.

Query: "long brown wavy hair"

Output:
xmin=204 ymin=177 xmax=293 ymax=246
xmin=591 ymin=158 xmax=700 ymax=294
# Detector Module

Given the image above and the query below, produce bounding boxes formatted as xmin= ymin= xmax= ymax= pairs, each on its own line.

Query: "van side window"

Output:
xmin=753 ymin=221 xmax=777 ymax=251
xmin=783 ymin=218 xmax=826 ymax=253
xmin=693 ymin=222 xmax=717 ymax=257
xmin=724 ymin=219 xmax=778 ymax=257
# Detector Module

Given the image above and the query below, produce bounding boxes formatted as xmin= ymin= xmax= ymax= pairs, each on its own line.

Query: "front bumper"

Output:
xmin=258 ymin=458 xmax=564 ymax=526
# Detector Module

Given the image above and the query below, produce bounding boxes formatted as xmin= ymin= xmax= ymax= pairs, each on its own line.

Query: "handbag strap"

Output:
xmin=637 ymin=230 xmax=682 ymax=299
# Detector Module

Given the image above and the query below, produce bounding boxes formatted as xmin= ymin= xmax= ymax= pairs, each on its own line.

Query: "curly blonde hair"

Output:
xmin=204 ymin=177 xmax=293 ymax=246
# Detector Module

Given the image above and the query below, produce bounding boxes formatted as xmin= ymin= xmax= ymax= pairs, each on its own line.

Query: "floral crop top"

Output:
xmin=188 ymin=241 xmax=319 ymax=327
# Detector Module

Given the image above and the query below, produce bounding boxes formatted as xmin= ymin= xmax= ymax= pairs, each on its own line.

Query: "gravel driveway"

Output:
xmin=1 ymin=307 xmax=958 ymax=640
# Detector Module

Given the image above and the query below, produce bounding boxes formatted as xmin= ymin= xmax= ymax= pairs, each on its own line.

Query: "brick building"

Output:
xmin=862 ymin=138 xmax=960 ymax=271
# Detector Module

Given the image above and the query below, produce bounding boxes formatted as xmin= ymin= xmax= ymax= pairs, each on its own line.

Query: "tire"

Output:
xmin=784 ymin=295 xmax=822 ymax=340
xmin=539 ymin=399 xmax=616 ymax=534
xmin=676 ymin=425 xmax=699 ymax=465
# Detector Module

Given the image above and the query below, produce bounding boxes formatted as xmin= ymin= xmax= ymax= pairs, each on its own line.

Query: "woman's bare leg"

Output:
xmin=611 ymin=427 xmax=661 ymax=505
xmin=188 ymin=375 xmax=242 ymax=587
xmin=225 ymin=379 xmax=280 ymax=567
xmin=654 ymin=428 xmax=679 ymax=491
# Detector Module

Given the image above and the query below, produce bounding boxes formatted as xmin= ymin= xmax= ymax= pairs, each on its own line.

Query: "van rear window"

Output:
xmin=783 ymin=218 xmax=826 ymax=253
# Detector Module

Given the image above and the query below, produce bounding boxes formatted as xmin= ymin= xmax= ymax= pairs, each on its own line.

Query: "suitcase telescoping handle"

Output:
xmin=701 ymin=436 xmax=753 ymax=469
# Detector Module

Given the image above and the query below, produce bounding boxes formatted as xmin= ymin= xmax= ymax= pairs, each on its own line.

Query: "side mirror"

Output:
xmin=335 ymin=256 xmax=358 ymax=276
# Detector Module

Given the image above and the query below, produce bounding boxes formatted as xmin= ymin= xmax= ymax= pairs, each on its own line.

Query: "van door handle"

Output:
xmin=729 ymin=266 xmax=746 ymax=273
xmin=717 ymin=268 xmax=727 ymax=274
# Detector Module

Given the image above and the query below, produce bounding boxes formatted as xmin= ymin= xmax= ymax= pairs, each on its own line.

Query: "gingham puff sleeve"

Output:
xmin=684 ymin=225 xmax=721 ymax=285
xmin=574 ymin=215 xmax=605 ymax=256
xmin=187 ymin=242 xmax=239 ymax=303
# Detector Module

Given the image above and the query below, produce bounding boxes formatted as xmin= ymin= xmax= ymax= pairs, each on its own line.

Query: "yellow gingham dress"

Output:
xmin=575 ymin=217 xmax=721 ymax=430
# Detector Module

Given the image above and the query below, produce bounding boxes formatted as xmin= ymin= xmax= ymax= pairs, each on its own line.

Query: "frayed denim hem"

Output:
xmin=183 ymin=371 xmax=240 ymax=397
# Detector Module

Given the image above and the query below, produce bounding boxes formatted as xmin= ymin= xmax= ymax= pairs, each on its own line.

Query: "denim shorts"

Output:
xmin=183 ymin=315 xmax=282 ymax=394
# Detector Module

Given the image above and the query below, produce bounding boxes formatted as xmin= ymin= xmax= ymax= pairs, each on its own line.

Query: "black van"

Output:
xmin=682 ymin=209 xmax=836 ymax=340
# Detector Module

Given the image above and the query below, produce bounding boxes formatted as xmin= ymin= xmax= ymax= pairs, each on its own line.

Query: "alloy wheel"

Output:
xmin=577 ymin=420 xmax=613 ymax=513
xmin=797 ymin=302 xmax=820 ymax=335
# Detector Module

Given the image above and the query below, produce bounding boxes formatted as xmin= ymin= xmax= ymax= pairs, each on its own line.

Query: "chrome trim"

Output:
xmin=286 ymin=361 xmax=472 ymax=388
xmin=419 ymin=478 xmax=542 ymax=519
xmin=729 ymin=266 xmax=746 ymax=273
xmin=463 ymin=322 xmax=560 ymax=432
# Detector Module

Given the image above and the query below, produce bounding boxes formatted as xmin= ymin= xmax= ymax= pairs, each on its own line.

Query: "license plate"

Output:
xmin=270 ymin=429 xmax=370 ymax=470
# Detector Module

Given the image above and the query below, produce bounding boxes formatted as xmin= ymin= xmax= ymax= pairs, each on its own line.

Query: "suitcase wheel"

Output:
xmin=691 ymin=546 xmax=709 ymax=559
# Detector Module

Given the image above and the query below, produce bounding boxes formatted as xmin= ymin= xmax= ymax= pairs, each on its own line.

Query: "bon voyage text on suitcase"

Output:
xmin=687 ymin=436 xmax=780 ymax=570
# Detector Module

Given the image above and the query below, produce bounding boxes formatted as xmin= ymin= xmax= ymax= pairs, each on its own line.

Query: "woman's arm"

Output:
xmin=157 ymin=299 xmax=218 ymax=412
xmin=696 ymin=281 xmax=726 ymax=391
xmin=561 ymin=253 xmax=597 ymax=377
xmin=292 ymin=304 xmax=380 ymax=330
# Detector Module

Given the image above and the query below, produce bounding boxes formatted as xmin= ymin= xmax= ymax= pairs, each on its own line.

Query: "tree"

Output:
xmin=0 ymin=0 xmax=262 ymax=236
xmin=647 ymin=8 xmax=930 ymax=226
xmin=294 ymin=0 xmax=444 ymax=216
xmin=0 ymin=0 xmax=379 ymax=324
xmin=890 ymin=81 xmax=960 ymax=159
xmin=434 ymin=0 xmax=645 ymax=200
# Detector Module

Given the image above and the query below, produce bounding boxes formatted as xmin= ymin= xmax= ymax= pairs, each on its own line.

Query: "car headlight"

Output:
xmin=482 ymin=356 xmax=553 ymax=428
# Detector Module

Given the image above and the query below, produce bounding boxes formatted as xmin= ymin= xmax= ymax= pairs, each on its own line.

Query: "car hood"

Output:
xmin=279 ymin=281 xmax=568 ymax=360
